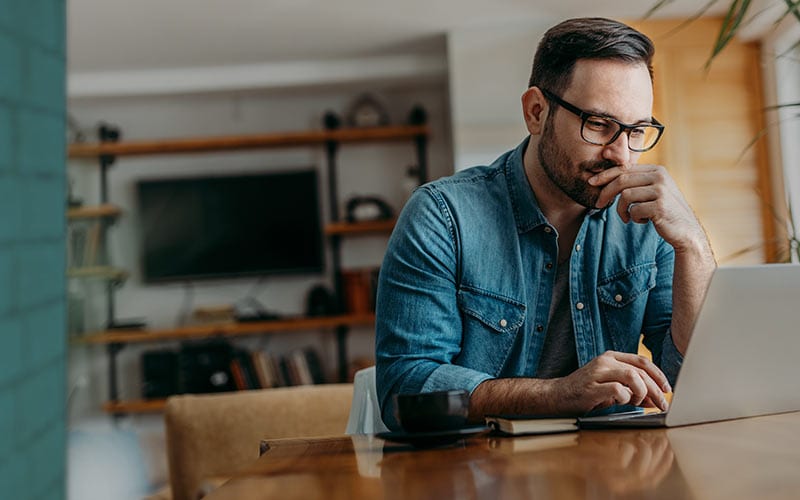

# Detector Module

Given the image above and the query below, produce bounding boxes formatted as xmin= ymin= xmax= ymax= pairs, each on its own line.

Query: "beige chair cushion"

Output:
xmin=165 ymin=384 xmax=353 ymax=500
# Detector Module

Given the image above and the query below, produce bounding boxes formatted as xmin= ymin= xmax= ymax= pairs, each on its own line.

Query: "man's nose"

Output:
xmin=601 ymin=131 xmax=632 ymax=166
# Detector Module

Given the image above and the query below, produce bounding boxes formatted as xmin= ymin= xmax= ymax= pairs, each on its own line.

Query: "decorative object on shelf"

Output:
xmin=322 ymin=110 xmax=342 ymax=130
xmin=346 ymin=93 xmax=390 ymax=128
xmin=341 ymin=268 xmax=379 ymax=314
xmin=97 ymin=121 xmax=121 ymax=142
xmin=407 ymin=105 xmax=427 ymax=126
xmin=68 ymin=118 xmax=429 ymax=412
xmin=345 ymin=195 xmax=394 ymax=223
xmin=107 ymin=318 xmax=148 ymax=330
xmin=66 ymin=175 xmax=83 ymax=208
xmin=306 ymin=285 xmax=338 ymax=317
xmin=141 ymin=349 xmax=179 ymax=399
xmin=178 ymin=340 xmax=236 ymax=394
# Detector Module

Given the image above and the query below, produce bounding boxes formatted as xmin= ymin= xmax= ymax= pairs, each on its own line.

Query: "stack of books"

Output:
xmin=230 ymin=347 xmax=326 ymax=390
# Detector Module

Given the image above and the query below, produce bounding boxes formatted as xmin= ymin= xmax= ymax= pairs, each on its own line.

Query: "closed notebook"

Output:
xmin=485 ymin=414 xmax=578 ymax=435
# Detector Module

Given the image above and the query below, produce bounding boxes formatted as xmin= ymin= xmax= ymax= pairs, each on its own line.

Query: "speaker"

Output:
xmin=141 ymin=350 xmax=179 ymax=399
xmin=177 ymin=340 xmax=236 ymax=394
xmin=306 ymin=285 xmax=338 ymax=316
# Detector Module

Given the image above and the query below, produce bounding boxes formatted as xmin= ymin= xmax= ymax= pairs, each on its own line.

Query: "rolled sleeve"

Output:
xmin=375 ymin=186 xmax=494 ymax=430
xmin=658 ymin=328 xmax=684 ymax=387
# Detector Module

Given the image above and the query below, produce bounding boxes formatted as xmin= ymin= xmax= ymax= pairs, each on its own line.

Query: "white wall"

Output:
xmin=446 ymin=17 xmax=561 ymax=170
xmin=67 ymin=79 xmax=454 ymax=423
xmin=761 ymin=16 xmax=800 ymax=261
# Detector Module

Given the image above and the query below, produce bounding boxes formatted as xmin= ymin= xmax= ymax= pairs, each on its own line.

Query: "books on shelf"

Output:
xmin=276 ymin=347 xmax=327 ymax=386
xmin=485 ymin=414 xmax=578 ymax=435
xmin=228 ymin=347 xmax=327 ymax=390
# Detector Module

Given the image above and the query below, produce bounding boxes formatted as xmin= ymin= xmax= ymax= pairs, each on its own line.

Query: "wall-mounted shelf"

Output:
xmin=324 ymin=219 xmax=396 ymax=236
xmin=70 ymin=118 xmax=428 ymax=415
xmin=67 ymin=266 xmax=129 ymax=281
xmin=68 ymin=125 xmax=429 ymax=158
xmin=67 ymin=204 xmax=123 ymax=220
xmin=74 ymin=313 xmax=376 ymax=345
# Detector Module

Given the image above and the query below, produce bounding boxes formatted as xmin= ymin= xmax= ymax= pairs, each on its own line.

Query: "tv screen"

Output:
xmin=137 ymin=169 xmax=324 ymax=282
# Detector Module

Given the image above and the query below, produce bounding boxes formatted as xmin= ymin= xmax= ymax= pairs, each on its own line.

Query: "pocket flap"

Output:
xmin=457 ymin=286 xmax=525 ymax=333
xmin=597 ymin=264 xmax=657 ymax=308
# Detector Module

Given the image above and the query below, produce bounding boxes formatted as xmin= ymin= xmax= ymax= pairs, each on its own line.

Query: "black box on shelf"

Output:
xmin=177 ymin=340 xmax=236 ymax=394
xmin=141 ymin=350 xmax=179 ymax=399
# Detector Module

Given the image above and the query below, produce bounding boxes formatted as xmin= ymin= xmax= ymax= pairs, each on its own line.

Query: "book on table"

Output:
xmin=485 ymin=414 xmax=578 ymax=435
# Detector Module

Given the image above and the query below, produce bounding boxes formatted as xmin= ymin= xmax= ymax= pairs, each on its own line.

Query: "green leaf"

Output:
xmin=659 ymin=0 xmax=721 ymax=39
xmin=706 ymin=0 xmax=753 ymax=70
xmin=644 ymin=0 xmax=675 ymax=19
xmin=763 ymin=101 xmax=800 ymax=111
xmin=777 ymin=37 xmax=800 ymax=59
xmin=784 ymin=0 xmax=800 ymax=23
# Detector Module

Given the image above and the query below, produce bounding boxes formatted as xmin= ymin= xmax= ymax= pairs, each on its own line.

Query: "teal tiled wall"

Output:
xmin=0 ymin=0 xmax=67 ymax=498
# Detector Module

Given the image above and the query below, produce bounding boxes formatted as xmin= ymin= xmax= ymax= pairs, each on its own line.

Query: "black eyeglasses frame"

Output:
xmin=540 ymin=88 xmax=665 ymax=153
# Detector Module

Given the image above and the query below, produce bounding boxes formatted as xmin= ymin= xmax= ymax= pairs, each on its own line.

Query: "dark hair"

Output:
xmin=528 ymin=18 xmax=654 ymax=94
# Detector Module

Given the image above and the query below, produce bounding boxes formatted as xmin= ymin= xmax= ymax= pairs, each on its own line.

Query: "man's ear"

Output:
xmin=521 ymin=86 xmax=549 ymax=136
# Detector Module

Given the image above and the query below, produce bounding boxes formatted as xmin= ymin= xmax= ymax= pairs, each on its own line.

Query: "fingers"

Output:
xmin=588 ymin=352 xmax=670 ymax=412
xmin=610 ymin=352 xmax=672 ymax=393
xmin=591 ymin=170 xmax=662 ymax=209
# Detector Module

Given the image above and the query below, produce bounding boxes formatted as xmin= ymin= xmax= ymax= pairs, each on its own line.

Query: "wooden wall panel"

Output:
xmin=629 ymin=18 xmax=776 ymax=264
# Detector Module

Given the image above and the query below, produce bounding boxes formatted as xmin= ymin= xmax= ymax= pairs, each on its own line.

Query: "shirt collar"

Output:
xmin=504 ymin=136 xmax=605 ymax=235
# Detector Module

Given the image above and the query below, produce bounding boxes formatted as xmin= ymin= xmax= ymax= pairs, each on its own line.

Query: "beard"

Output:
xmin=537 ymin=117 xmax=617 ymax=209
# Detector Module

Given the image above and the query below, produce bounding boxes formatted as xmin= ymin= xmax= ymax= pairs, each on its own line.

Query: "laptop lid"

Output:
xmin=664 ymin=264 xmax=800 ymax=427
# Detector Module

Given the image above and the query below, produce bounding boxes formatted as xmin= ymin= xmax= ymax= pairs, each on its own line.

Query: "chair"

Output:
xmin=164 ymin=384 xmax=353 ymax=500
xmin=346 ymin=366 xmax=389 ymax=435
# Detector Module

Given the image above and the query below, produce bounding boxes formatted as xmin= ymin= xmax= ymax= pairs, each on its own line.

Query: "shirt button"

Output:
xmin=536 ymin=324 xmax=544 ymax=332
xmin=544 ymin=226 xmax=552 ymax=234
xmin=499 ymin=319 xmax=508 ymax=328
xmin=545 ymin=262 xmax=553 ymax=270
xmin=614 ymin=294 xmax=623 ymax=303
xmin=576 ymin=302 xmax=585 ymax=311
xmin=576 ymin=244 xmax=581 ymax=251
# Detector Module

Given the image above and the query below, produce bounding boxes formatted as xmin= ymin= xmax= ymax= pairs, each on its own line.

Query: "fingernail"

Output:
xmin=661 ymin=398 xmax=669 ymax=411
xmin=663 ymin=383 xmax=672 ymax=393
xmin=588 ymin=176 xmax=598 ymax=185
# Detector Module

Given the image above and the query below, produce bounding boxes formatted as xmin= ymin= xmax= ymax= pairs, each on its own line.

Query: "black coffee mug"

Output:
xmin=394 ymin=390 xmax=470 ymax=433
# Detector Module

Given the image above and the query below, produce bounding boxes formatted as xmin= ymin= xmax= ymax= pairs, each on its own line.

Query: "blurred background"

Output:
xmin=1 ymin=0 xmax=798 ymax=498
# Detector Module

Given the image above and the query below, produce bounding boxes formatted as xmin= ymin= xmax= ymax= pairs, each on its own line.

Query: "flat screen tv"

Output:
xmin=137 ymin=169 xmax=324 ymax=282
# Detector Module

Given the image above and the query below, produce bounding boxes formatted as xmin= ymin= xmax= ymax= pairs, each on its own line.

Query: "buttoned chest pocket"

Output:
xmin=597 ymin=263 xmax=657 ymax=353
xmin=456 ymin=286 xmax=525 ymax=376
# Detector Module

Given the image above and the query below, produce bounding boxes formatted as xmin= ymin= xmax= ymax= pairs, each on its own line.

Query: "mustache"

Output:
xmin=580 ymin=159 xmax=618 ymax=171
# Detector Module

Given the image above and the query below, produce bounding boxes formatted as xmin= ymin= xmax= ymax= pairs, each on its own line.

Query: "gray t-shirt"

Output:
xmin=535 ymin=260 xmax=579 ymax=378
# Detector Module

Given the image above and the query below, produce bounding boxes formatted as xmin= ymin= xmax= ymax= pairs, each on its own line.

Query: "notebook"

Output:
xmin=579 ymin=264 xmax=800 ymax=429
xmin=485 ymin=414 xmax=578 ymax=435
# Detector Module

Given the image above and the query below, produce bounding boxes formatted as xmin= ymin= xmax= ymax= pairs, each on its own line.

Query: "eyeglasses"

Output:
xmin=540 ymin=88 xmax=665 ymax=152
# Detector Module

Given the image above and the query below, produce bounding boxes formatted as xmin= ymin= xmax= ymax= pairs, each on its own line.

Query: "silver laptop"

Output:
xmin=579 ymin=264 xmax=800 ymax=429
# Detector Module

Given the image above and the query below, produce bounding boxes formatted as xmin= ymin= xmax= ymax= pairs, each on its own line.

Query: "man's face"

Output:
xmin=537 ymin=59 xmax=654 ymax=209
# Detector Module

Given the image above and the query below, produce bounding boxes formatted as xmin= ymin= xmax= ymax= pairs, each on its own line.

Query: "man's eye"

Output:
xmin=630 ymin=127 xmax=646 ymax=138
xmin=585 ymin=118 xmax=611 ymax=131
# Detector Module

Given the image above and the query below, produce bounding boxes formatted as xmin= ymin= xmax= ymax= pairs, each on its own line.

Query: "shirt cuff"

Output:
xmin=421 ymin=363 xmax=494 ymax=395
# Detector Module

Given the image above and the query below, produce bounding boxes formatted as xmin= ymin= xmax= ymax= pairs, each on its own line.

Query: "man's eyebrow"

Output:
xmin=586 ymin=108 xmax=654 ymax=125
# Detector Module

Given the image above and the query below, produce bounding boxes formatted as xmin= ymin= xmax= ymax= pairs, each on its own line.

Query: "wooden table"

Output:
xmin=206 ymin=411 xmax=800 ymax=499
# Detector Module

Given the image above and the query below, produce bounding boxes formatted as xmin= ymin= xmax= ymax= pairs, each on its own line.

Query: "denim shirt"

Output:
xmin=375 ymin=138 xmax=684 ymax=430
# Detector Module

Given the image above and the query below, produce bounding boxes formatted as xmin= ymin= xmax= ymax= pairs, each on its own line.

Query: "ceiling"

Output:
xmin=68 ymin=0 xmax=734 ymax=73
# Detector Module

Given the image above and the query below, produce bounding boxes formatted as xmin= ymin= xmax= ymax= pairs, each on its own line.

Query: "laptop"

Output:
xmin=579 ymin=264 xmax=800 ymax=429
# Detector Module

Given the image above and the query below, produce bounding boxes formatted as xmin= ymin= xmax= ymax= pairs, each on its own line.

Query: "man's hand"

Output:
xmin=589 ymin=163 xmax=716 ymax=355
xmin=555 ymin=351 xmax=671 ymax=414
xmin=589 ymin=164 xmax=708 ymax=254
xmin=469 ymin=351 xmax=672 ymax=421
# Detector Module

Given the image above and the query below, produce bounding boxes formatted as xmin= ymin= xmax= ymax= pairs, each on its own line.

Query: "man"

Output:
xmin=375 ymin=17 xmax=716 ymax=430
